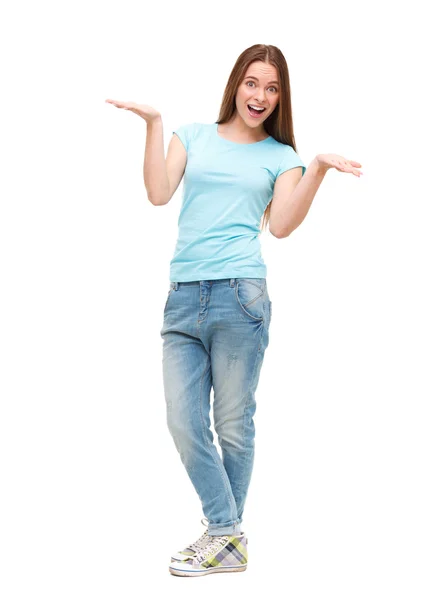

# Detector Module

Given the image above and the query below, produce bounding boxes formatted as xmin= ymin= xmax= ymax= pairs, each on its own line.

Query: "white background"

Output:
xmin=1 ymin=0 xmax=431 ymax=597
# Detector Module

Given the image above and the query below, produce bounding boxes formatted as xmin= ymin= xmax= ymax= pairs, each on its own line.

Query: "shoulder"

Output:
xmin=172 ymin=122 xmax=201 ymax=152
xmin=268 ymin=140 xmax=306 ymax=178
xmin=173 ymin=122 xmax=208 ymax=135
xmin=172 ymin=122 xmax=207 ymax=143
xmin=268 ymin=137 xmax=295 ymax=153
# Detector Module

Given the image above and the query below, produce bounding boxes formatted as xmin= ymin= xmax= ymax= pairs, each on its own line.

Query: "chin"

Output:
xmin=243 ymin=112 xmax=261 ymax=125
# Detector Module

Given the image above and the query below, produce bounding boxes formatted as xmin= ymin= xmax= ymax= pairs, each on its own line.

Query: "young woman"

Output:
xmin=106 ymin=43 xmax=362 ymax=578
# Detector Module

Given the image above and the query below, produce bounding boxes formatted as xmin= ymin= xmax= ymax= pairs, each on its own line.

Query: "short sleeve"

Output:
xmin=276 ymin=145 xmax=306 ymax=178
xmin=172 ymin=123 xmax=195 ymax=152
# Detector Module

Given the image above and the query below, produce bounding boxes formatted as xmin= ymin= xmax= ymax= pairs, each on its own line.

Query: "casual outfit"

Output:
xmin=168 ymin=122 xmax=306 ymax=283
xmin=160 ymin=122 xmax=306 ymax=573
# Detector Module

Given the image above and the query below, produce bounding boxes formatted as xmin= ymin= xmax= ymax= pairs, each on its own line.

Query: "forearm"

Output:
xmin=143 ymin=117 xmax=170 ymax=205
xmin=273 ymin=157 xmax=327 ymax=238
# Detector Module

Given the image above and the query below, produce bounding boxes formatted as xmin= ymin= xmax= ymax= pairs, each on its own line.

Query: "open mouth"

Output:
xmin=247 ymin=105 xmax=266 ymax=118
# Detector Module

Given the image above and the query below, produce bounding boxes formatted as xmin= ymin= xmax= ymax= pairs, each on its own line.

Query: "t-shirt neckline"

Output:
xmin=214 ymin=123 xmax=272 ymax=146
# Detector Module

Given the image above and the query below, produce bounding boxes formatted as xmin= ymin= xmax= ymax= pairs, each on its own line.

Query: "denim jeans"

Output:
xmin=160 ymin=278 xmax=272 ymax=536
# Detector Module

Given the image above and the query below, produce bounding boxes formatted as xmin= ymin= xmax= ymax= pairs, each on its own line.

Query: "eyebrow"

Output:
xmin=244 ymin=75 xmax=279 ymax=85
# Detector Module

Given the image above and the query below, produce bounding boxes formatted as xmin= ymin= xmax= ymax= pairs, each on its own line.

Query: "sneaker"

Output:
xmin=170 ymin=517 xmax=213 ymax=562
xmin=169 ymin=532 xmax=248 ymax=577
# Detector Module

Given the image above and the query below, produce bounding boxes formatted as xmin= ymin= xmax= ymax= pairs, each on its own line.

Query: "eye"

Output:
xmin=246 ymin=81 xmax=278 ymax=93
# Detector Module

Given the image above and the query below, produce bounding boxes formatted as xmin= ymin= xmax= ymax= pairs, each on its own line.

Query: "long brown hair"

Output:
xmin=216 ymin=44 xmax=301 ymax=233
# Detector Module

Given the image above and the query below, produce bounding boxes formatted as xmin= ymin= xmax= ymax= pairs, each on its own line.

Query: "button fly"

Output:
xmin=198 ymin=281 xmax=212 ymax=322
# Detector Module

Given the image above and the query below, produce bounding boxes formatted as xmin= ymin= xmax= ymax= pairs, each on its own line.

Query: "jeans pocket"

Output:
xmin=164 ymin=285 xmax=173 ymax=313
xmin=235 ymin=279 xmax=265 ymax=321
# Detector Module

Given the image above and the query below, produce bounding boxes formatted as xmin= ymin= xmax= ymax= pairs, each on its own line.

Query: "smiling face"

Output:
xmin=235 ymin=61 xmax=280 ymax=127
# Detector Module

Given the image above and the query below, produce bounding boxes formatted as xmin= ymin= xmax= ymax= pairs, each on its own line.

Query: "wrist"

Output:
xmin=311 ymin=155 xmax=329 ymax=177
xmin=147 ymin=114 xmax=162 ymax=127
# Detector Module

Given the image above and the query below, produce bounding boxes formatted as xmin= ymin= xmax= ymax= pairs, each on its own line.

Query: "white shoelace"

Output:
xmin=188 ymin=532 xmax=211 ymax=552
xmin=185 ymin=517 xmax=211 ymax=552
xmin=194 ymin=535 xmax=229 ymax=562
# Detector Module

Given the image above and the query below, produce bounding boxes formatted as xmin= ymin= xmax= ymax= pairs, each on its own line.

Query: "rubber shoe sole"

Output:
xmin=169 ymin=563 xmax=247 ymax=576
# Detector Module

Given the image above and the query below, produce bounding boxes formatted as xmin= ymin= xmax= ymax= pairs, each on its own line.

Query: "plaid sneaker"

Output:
xmin=170 ymin=517 xmax=212 ymax=562
xmin=169 ymin=532 xmax=248 ymax=577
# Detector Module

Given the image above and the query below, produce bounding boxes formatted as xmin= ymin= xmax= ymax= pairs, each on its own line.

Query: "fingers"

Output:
xmin=347 ymin=161 xmax=363 ymax=176
xmin=336 ymin=158 xmax=363 ymax=176
xmin=345 ymin=168 xmax=363 ymax=177
xmin=105 ymin=99 xmax=122 ymax=108
xmin=332 ymin=162 xmax=362 ymax=177
xmin=105 ymin=99 xmax=130 ymax=109
xmin=344 ymin=167 xmax=363 ymax=177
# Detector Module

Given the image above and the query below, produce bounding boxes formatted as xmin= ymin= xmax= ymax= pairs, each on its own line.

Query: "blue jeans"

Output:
xmin=160 ymin=278 xmax=272 ymax=536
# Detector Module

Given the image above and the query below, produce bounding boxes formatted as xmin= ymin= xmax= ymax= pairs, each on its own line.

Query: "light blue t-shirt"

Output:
xmin=169 ymin=122 xmax=306 ymax=282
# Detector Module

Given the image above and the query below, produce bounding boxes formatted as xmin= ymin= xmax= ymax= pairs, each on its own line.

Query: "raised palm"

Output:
xmin=105 ymin=99 xmax=161 ymax=124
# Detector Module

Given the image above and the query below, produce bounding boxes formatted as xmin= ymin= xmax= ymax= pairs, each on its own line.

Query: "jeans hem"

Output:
xmin=207 ymin=519 xmax=242 ymax=536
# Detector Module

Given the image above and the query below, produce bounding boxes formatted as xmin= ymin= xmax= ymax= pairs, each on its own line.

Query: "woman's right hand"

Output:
xmin=105 ymin=99 xmax=161 ymax=124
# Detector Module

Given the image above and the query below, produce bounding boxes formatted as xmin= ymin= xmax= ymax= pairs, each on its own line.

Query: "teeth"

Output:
xmin=249 ymin=105 xmax=265 ymax=112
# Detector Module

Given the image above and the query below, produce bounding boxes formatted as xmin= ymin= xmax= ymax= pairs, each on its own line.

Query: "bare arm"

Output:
xmin=104 ymin=99 xmax=186 ymax=206
xmin=269 ymin=160 xmax=325 ymax=238
xmin=144 ymin=119 xmax=187 ymax=206
xmin=143 ymin=117 xmax=169 ymax=205
xmin=269 ymin=153 xmax=362 ymax=238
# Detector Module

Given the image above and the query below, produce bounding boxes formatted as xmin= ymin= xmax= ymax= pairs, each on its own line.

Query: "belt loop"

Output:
xmin=174 ymin=282 xmax=178 ymax=291
xmin=230 ymin=278 xmax=235 ymax=287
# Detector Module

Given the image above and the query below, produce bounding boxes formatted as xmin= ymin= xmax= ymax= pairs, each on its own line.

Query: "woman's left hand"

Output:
xmin=315 ymin=154 xmax=363 ymax=177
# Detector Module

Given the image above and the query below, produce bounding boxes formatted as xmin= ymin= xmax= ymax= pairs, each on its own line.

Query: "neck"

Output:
xmin=218 ymin=114 xmax=268 ymax=142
